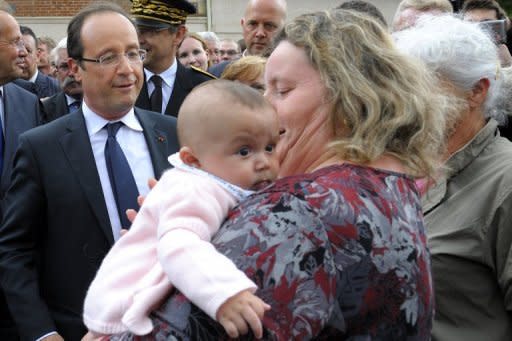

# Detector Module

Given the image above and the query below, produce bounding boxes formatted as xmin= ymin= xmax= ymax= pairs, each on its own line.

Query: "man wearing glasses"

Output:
xmin=0 ymin=10 xmax=42 ymax=341
xmin=0 ymin=3 xmax=179 ymax=340
xmin=132 ymin=0 xmax=214 ymax=117
xmin=41 ymin=37 xmax=84 ymax=122
xmin=219 ymin=39 xmax=241 ymax=62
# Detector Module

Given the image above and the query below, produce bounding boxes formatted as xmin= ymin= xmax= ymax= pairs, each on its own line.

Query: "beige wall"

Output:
xmin=17 ymin=0 xmax=401 ymax=43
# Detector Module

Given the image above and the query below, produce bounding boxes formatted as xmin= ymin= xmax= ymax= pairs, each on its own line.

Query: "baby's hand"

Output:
xmin=216 ymin=290 xmax=271 ymax=339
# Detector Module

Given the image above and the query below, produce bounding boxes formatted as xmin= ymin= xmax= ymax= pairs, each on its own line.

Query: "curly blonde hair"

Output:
xmin=277 ymin=9 xmax=449 ymax=177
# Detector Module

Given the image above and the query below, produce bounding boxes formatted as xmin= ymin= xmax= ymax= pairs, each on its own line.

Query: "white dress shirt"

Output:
xmin=82 ymin=102 xmax=155 ymax=240
xmin=144 ymin=59 xmax=177 ymax=113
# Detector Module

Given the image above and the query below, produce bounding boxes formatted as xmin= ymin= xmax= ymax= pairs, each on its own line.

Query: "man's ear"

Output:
xmin=173 ymin=25 xmax=187 ymax=48
xmin=467 ymin=78 xmax=490 ymax=110
xmin=68 ymin=58 xmax=82 ymax=82
xmin=179 ymin=146 xmax=200 ymax=168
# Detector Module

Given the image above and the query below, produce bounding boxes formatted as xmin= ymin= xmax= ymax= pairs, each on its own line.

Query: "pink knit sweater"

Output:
xmin=83 ymin=163 xmax=256 ymax=335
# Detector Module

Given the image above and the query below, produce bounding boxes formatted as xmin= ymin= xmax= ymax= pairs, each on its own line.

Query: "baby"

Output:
xmin=83 ymin=80 xmax=280 ymax=339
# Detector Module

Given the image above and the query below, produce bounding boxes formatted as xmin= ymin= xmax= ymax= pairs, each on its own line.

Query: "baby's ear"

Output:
xmin=179 ymin=146 xmax=200 ymax=168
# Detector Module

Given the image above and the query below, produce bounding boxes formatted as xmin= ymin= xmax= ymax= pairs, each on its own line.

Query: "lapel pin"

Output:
xmin=157 ymin=136 xmax=165 ymax=143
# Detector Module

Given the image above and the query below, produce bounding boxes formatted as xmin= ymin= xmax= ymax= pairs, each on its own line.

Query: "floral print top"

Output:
xmin=111 ymin=164 xmax=433 ymax=340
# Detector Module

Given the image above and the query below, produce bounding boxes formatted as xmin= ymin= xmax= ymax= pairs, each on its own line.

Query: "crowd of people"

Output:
xmin=0 ymin=0 xmax=510 ymax=340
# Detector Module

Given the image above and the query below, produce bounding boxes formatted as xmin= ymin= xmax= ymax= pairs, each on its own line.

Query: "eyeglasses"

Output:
xmin=219 ymin=50 xmax=239 ymax=56
xmin=80 ymin=49 xmax=146 ymax=67
xmin=0 ymin=37 xmax=25 ymax=50
xmin=57 ymin=63 xmax=69 ymax=71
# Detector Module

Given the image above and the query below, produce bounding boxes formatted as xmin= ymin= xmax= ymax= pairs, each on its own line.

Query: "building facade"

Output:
xmin=3 ymin=0 xmax=401 ymax=42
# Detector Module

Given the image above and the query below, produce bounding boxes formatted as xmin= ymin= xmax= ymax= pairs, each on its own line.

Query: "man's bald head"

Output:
xmin=241 ymin=0 xmax=287 ymax=56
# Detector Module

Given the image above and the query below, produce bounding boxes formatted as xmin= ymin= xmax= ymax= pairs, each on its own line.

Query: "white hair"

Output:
xmin=196 ymin=31 xmax=220 ymax=44
xmin=50 ymin=37 xmax=67 ymax=65
xmin=394 ymin=14 xmax=502 ymax=120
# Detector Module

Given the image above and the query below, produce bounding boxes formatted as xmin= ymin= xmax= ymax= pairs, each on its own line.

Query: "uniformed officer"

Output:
xmin=131 ymin=0 xmax=215 ymax=117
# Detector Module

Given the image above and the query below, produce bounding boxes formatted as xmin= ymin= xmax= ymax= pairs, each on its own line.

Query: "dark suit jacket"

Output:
xmin=0 ymin=108 xmax=179 ymax=341
xmin=0 ymin=82 xmax=42 ymax=340
xmin=0 ymin=83 xmax=42 ymax=200
xmin=135 ymin=61 xmax=214 ymax=117
xmin=41 ymin=91 xmax=71 ymax=123
xmin=13 ymin=72 xmax=60 ymax=99
xmin=208 ymin=60 xmax=233 ymax=78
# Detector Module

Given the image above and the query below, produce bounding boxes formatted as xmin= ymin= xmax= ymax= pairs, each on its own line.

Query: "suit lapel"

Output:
xmin=135 ymin=109 xmax=170 ymax=178
xmin=59 ymin=112 xmax=114 ymax=244
xmin=35 ymin=73 xmax=47 ymax=97
xmin=57 ymin=92 xmax=69 ymax=116
xmin=135 ymin=73 xmax=151 ymax=110
xmin=165 ymin=62 xmax=190 ymax=117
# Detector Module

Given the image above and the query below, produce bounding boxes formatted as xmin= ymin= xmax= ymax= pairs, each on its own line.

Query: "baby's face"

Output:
xmin=196 ymin=105 xmax=280 ymax=191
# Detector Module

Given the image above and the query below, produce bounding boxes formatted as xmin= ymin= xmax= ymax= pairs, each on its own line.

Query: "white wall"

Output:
xmin=17 ymin=0 xmax=401 ymax=42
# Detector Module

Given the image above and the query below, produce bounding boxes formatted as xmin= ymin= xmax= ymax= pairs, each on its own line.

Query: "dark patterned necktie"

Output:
xmin=68 ymin=101 xmax=81 ymax=113
xmin=149 ymin=75 xmax=163 ymax=113
xmin=104 ymin=122 xmax=139 ymax=229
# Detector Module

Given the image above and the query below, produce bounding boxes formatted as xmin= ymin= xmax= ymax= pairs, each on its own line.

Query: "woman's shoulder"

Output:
xmin=268 ymin=163 xmax=415 ymax=199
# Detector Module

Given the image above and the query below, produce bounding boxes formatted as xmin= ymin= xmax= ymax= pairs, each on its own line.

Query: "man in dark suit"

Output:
xmin=132 ymin=0 xmax=214 ymax=117
xmin=42 ymin=38 xmax=83 ymax=122
xmin=13 ymin=26 xmax=60 ymax=99
xmin=0 ymin=4 xmax=179 ymax=340
xmin=0 ymin=10 xmax=43 ymax=340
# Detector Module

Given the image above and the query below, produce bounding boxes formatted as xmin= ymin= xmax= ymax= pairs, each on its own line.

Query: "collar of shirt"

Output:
xmin=445 ymin=119 xmax=499 ymax=179
xmin=65 ymin=94 xmax=80 ymax=106
xmin=81 ymin=101 xmax=143 ymax=138
xmin=167 ymin=152 xmax=254 ymax=201
xmin=422 ymin=119 xmax=499 ymax=213
xmin=28 ymin=69 xmax=38 ymax=83
xmin=144 ymin=58 xmax=177 ymax=90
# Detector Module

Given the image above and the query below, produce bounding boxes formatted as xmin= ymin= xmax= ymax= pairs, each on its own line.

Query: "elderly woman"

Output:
xmin=109 ymin=9 xmax=447 ymax=340
xmin=395 ymin=15 xmax=512 ymax=341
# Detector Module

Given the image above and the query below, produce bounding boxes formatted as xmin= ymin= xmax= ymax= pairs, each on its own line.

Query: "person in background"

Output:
xmin=395 ymin=14 xmax=512 ymax=341
xmin=177 ymin=32 xmax=210 ymax=71
xmin=461 ymin=0 xmax=512 ymax=67
xmin=221 ymin=55 xmax=266 ymax=92
xmin=112 ymin=8 xmax=448 ymax=340
xmin=132 ymin=0 xmax=214 ymax=116
xmin=208 ymin=0 xmax=287 ymax=77
xmin=13 ymin=25 xmax=60 ymax=98
xmin=241 ymin=0 xmax=287 ymax=56
xmin=37 ymin=36 xmax=56 ymax=76
xmin=492 ymin=66 xmax=512 ymax=139
xmin=0 ymin=3 xmax=179 ymax=340
xmin=219 ymin=39 xmax=241 ymax=62
xmin=337 ymin=0 xmax=388 ymax=28
xmin=41 ymin=37 xmax=83 ymax=122
xmin=391 ymin=0 xmax=453 ymax=31
xmin=197 ymin=31 xmax=221 ymax=65
xmin=0 ymin=10 xmax=42 ymax=340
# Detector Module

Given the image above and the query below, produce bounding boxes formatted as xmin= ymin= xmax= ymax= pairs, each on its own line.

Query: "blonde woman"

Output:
xmin=177 ymin=32 xmax=210 ymax=71
xmin=111 ymin=9 xmax=449 ymax=340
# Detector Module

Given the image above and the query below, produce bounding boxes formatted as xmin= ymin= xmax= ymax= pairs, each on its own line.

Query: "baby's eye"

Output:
xmin=238 ymin=147 xmax=250 ymax=156
xmin=265 ymin=144 xmax=275 ymax=153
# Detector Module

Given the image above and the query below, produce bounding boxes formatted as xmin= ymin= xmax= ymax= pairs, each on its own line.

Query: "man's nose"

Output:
xmin=255 ymin=24 xmax=267 ymax=37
